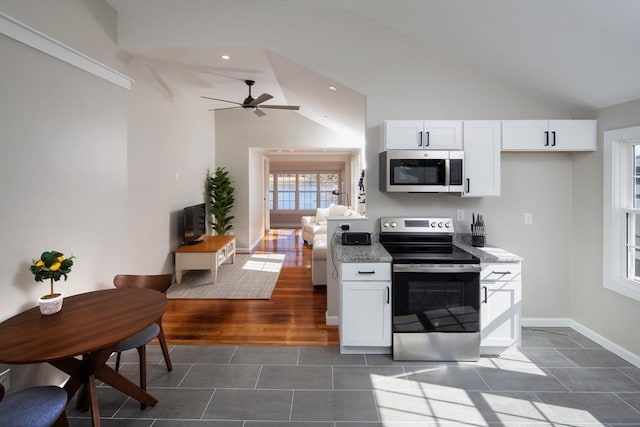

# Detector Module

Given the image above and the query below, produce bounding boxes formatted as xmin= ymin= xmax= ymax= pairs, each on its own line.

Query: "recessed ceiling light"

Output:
xmin=329 ymin=86 xmax=337 ymax=91
xmin=289 ymin=149 xmax=294 ymax=152
xmin=221 ymin=55 xmax=230 ymax=60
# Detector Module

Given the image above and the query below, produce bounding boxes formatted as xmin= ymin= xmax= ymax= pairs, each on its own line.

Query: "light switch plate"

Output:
xmin=524 ymin=212 xmax=533 ymax=225
xmin=457 ymin=209 xmax=465 ymax=221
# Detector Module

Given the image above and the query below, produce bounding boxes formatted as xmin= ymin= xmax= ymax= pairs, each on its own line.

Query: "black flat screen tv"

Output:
xmin=182 ymin=203 xmax=206 ymax=245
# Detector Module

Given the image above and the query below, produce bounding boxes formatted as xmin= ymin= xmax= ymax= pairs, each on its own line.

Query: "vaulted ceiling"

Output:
xmin=108 ymin=0 xmax=640 ymax=133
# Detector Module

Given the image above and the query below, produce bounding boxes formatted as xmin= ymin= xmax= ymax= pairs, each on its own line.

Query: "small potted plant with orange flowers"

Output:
xmin=30 ymin=250 xmax=75 ymax=315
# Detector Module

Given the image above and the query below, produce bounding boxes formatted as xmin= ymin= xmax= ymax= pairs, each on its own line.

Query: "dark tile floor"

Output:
xmin=67 ymin=328 xmax=640 ymax=426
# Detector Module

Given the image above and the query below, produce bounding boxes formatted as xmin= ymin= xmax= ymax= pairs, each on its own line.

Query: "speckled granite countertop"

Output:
xmin=454 ymin=234 xmax=523 ymax=263
xmin=334 ymin=240 xmax=393 ymax=263
xmin=334 ymin=233 xmax=520 ymax=264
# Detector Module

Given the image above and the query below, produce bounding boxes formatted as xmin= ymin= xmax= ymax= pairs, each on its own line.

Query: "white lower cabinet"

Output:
xmin=480 ymin=262 xmax=522 ymax=354
xmin=340 ymin=262 xmax=391 ymax=353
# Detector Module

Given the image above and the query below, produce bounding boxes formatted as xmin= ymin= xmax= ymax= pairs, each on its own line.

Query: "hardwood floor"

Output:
xmin=162 ymin=229 xmax=339 ymax=346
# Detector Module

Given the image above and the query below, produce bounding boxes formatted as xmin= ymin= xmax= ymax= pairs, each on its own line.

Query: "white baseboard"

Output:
xmin=521 ymin=317 xmax=573 ymax=328
xmin=569 ymin=320 xmax=640 ymax=368
xmin=325 ymin=313 xmax=338 ymax=326
xmin=523 ymin=317 xmax=640 ymax=367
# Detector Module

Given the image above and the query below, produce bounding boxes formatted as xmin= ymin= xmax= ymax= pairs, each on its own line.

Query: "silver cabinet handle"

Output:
xmin=491 ymin=271 xmax=511 ymax=275
xmin=357 ymin=270 xmax=376 ymax=275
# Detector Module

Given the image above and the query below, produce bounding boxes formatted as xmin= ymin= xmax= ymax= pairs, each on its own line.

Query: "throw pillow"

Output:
xmin=328 ymin=204 xmax=348 ymax=217
xmin=315 ymin=206 xmax=331 ymax=223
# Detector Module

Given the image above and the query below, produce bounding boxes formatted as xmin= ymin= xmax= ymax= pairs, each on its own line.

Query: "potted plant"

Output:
xmin=30 ymin=250 xmax=75 ymax=315
xmin=207 ymin=167 xmax=235 ymax=235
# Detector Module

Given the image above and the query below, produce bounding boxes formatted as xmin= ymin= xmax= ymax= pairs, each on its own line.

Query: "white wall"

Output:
xmin=125 ymin=60 xmax=214 ymax=272
xmin=248 ymin=148 xmax=266 ymax=250
xmin=0 ymin=0 xmax=215 ymax=387
xmin=0 ymin=27 xmax=128 ymax=388
xmin=571 ymin=98 xmax=640 ymax=357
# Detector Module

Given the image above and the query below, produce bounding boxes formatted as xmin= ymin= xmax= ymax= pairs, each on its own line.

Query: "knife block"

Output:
xmin=472 ymin=235 xmax=485 ymax=247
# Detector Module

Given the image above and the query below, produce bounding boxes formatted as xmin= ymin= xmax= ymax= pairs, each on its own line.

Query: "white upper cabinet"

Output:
xmin=384 ymin=120 xmax=463 ymax=150
xmin=502 ymin=120 xmax=596 ymax=151
xmin=463 ymin=121 xmax=501 ymax=197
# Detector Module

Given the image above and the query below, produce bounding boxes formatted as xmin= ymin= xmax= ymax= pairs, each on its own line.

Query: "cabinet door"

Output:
xmin=423 ymin=120 xmax=463 ymax=150
xmin=384 ymin=120 xmax=423 ymax=150
xmin=463 ymin=121 xmax=501 ymax=197
xmin=341 ymin=281 xmax=391 ymax=346
xmin=549 ymin=120 xmax=596 ymax=151
xmin=480 ymin=263 xmax=522 ymax=350
xmin=501 ymin=120 xmax=549 ymax=151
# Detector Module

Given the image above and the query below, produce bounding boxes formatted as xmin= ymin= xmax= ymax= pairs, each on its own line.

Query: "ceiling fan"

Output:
xmin=201 ymin=80 xmax=300 ymax=117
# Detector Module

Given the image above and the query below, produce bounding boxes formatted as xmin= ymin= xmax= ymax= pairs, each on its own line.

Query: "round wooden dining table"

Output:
xmin=0 ymin=288 xmax=167 ymax=427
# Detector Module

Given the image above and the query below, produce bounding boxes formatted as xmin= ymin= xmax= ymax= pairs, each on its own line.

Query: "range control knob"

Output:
xmin=444 ymin=222 xmax=451 ymax=228
xmin=382 ymin=222 xmax=389 ymax=228
xmin=431 ymin=221 xmax=437 ymax=228
xmin=438 ymin=222 xmax=444 ymax=228
xmin=390 ymin=222 xmax=397 ymax=228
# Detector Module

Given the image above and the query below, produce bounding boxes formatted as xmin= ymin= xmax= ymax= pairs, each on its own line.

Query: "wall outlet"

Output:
xmin=340 ymin=223 xmax=350 ymax=231
xmin=524 ymin=212 xmax=533 ymax=225
xmin=456 ymin=209 xmax=465 ymax=221
xmin=0 ymin=368 xmax=10 ymax=391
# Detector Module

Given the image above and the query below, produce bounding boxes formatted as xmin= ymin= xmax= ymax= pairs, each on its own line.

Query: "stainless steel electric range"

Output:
xmin=379 ymin=217 xmax=481 ymax=361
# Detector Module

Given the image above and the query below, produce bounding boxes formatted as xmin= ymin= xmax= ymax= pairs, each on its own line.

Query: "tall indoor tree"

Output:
xmin=207 ymin=167 xmax=235 ymax=235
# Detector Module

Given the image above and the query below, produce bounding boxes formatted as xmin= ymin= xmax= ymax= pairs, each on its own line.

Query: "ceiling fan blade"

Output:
xmin=259 ymin=105 xmax=300 ymax=110
xmin=201 ymin=96 xmax=243 ymax=106
xmin=210 ymin=106 xmax=242 ymax=112
xmin=249 ymin=93 xmax=273 ymax=106
xmin=254 ymin=108 xmax=266 ymax=117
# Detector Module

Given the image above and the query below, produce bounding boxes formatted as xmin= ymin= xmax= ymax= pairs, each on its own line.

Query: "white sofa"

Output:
xmin=301 ymin=204 xmax=362 ymax=245
xmin=301 ymin=204 xmax=362 ymax=286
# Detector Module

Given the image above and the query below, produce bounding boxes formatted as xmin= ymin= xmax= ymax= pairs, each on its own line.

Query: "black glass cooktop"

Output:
xmin=383 ymin=245 xmax=479 ymax=264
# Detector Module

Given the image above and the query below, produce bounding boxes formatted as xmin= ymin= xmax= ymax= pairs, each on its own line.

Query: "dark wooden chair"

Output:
xmin=0 ymin=383 xmax=68 ymax=427
xmin=112 ymin=274 xmax=173 ymax=408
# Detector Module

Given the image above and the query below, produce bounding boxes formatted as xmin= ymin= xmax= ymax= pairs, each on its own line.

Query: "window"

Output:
xmin=269 ymin=172 xmax=341 ymax=211
xmin=603 ymin=126 xmax=640 ymax=301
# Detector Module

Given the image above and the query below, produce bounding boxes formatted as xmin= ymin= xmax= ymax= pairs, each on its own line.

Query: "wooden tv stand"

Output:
xmin=175 ymin=235 xmax=236 ymax=284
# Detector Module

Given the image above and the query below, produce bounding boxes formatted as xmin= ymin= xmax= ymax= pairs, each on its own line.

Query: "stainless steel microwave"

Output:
xmin=379 ymin=150 xmax=464 ymax=193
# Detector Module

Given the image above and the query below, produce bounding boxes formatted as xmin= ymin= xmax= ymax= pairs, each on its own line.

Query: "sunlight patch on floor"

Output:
xmin=242 ymin=253 xmax=285 ymax=273
xmin=375 ymin=385 xmax=559 ymax=424
xmin=251 ymin=252 xmax=286 ymax=261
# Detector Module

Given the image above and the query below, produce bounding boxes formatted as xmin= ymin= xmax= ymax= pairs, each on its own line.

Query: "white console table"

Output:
xmin=175 ymin=235 xmax=236 ymax=284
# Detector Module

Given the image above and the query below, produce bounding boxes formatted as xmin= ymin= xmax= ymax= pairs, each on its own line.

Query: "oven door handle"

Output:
xmin=393 ymin=264 xmax=481 ymax=273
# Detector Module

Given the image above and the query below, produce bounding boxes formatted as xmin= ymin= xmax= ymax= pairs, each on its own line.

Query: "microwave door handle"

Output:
xmin=444 ymin=158 xmax=450 ymax=187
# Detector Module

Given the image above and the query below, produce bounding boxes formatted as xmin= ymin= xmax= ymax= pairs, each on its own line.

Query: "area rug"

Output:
xmin=167 ymin=253 xmax=285 ymax=299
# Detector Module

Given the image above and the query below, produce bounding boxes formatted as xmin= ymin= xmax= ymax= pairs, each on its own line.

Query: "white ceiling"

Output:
xmin=342 ymin=0 xmax=640 ymax=109
xmin=108 ymin=0 xmax=640 ymax=125
xmin=119 ymin=46 xmax=366 ymax=141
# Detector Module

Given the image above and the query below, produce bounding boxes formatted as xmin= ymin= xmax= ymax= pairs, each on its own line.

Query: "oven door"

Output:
xmin=392 ymin=263 xmax=481 ymax=333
